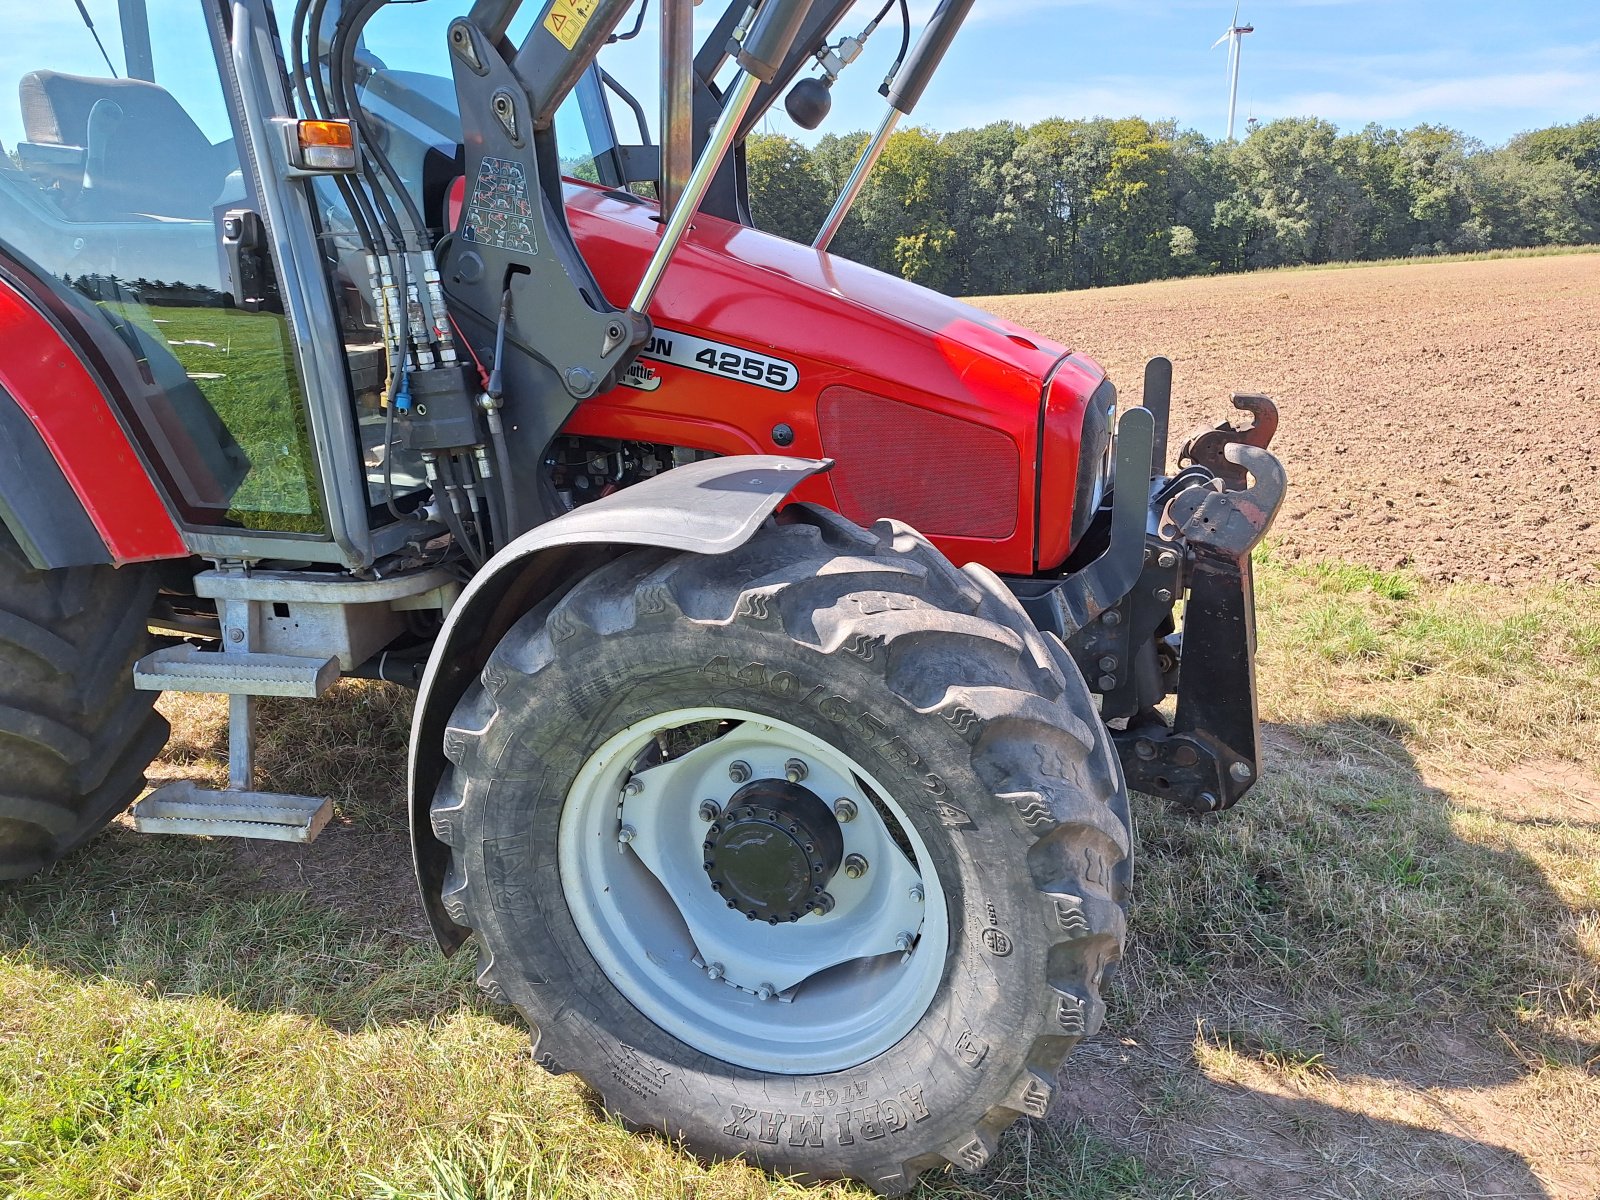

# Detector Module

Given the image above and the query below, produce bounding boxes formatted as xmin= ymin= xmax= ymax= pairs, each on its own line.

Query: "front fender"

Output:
xmin=408 ymin=455 xmax=830 ymax=951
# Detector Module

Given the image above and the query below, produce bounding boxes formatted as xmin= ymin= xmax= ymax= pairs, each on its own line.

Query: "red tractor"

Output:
xmin=0 ymin=0 xmax=1283 ymax=1190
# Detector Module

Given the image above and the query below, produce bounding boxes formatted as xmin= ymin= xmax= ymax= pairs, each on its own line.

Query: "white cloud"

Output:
xmin=1268 ymin=69 xmax=1600 ymax=122
xmin=923 ymin=77 xmax=1204 ymax=127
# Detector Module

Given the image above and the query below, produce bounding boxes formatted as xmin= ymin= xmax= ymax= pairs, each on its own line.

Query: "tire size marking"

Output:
xmin=605 ymin=1042 xmax=669 ymax=1100
xmin=640 ymin=331 xmax=799 ymax=393
xmin=722 ymin=1086 xmax=930 ymax=1148
xmin=702 ymin=656 xmax=948 ymax=798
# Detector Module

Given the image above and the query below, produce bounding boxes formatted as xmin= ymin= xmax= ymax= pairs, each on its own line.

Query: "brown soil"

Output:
xmin=981 ymin=253 xmax=1600 ymax=585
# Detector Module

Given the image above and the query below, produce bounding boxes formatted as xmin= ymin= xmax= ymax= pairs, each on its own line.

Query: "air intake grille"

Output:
xmin=817 ymin=387 xmax=1019 ymax=539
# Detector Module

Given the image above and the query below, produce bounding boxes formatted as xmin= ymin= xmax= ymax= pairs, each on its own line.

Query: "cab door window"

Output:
xmin=0 ymin=0 xmax=325 ymax=533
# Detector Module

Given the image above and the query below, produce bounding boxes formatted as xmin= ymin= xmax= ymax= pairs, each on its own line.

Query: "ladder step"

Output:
xmin=134 ymin=644 xmax=339 ymax=697
xmin=130 ymin=781 xmax=332 ymax=843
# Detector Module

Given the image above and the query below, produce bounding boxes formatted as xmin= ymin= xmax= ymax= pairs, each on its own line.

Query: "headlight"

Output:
xmin=1070 ymin=378 xmax=1117 ymax=547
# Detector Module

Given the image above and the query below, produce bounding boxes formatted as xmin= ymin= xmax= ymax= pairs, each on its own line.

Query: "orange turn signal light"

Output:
xmin=295 ymin=119 xmax=356 ymax=171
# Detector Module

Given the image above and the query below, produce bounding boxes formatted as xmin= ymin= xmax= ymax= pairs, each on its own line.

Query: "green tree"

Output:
xmin=853 ymin=127 xmax=958 ymax=289
xmin=1085 ymin=118 xmax=1176 ymax=284
xmin=1228 ymin=117 xmax=1369 ymax=266
xmin=744 ymin=133 xmax=833 ymax=244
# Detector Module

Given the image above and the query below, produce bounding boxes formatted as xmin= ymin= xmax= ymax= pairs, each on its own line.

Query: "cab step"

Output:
xmin=130 ymin=781 xmax=331 ymax=843
xmin=134 ymin=644 xmax=339 ymax=697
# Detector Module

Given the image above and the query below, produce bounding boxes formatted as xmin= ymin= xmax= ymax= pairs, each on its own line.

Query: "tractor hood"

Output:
xmin=562 ymin=181 xmax=1110 ymax=576
xmin=566 ymin=181 xmax=1078 ymax=391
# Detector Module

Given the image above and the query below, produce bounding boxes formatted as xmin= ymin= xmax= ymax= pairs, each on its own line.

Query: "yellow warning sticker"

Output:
xmin=543 ymin=0 xmax=598 ymax=50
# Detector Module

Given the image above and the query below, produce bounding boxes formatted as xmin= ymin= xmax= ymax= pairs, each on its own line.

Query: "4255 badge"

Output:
xmin=638 ymin=329 xmax=798 ymax=393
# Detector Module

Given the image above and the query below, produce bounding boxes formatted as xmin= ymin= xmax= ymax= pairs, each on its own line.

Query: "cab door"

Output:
xmin=0 ymin=1 xmax=374 ymax=566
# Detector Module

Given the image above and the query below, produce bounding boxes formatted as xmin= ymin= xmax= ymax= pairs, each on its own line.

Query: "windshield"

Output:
xmin=279 ymin=0 xmax=621 ymax=227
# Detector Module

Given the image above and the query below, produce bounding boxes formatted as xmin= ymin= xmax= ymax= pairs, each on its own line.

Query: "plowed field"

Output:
xmin=982 ymin=252 xmax=1600 ymax=585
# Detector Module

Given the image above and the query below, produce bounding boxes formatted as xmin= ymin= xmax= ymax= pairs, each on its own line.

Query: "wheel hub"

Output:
xmin=703 ymin=779 xmax=844 ymax=924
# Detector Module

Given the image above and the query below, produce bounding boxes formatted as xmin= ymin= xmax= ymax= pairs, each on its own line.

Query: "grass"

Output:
xmin=1264 ymin=242 xmax=1600 ymax=276
xmin=2 ymin=558 xmax=1598 ymax=1197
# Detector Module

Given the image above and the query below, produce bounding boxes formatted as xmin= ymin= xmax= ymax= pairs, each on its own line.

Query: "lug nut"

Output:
xmin=617 ymin=824 xmax=636 ymax=845
xmin=785 ymin=758 xmax=808 ymax=783
xmin=812 ymin=891 xmax=835 ymax=915
xmin=755 ymin=983 xmax=776 ymax=1001
xmin=623 ymin=778 xmax=643 ymax=796
xmin=706 ymin=961 xmax=724 ymax=981
xmin=698 ymin=799 xmax=721 ymax=821
xmin=909 ymin=883 xmax=924 ymax=903
xmin=895 ymin=931 xmax=914 ymax=954
xmin=728 ymin=760 xmax=751 ymax=783
xmin=843 ymin=853 xmax=868 ymax=879
xmin=833 ymin=797 xmax=858 ymax=822
xmin=1229 ymin=761 xmax=1253 ymax=782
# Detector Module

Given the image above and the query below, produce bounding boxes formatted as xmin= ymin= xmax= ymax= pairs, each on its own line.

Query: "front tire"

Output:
xmin=431 ymin=506 xmax=1130 ymax=1192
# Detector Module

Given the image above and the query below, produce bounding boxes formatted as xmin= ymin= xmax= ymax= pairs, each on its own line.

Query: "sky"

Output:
xmin=601 ymin=0 xmax=1600 ymax=146
xmin=4 ymin=0 xmax=1596 ymax=155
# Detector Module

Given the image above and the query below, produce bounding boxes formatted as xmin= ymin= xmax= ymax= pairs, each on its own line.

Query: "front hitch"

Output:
xmin=1010 ymin=362 xmax=1288 ymax=815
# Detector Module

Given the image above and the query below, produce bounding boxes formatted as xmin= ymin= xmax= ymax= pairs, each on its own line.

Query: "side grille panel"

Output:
xmin=816 ymin=387 xmax=1019 ymax=539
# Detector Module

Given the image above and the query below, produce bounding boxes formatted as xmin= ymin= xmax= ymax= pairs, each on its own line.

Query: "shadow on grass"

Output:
xmin=1069 ymin=713 xmax=1599 ymax=1198
xmin=0 ymin=685 xmax=489 ymax=1034
xmin=1 ymin=702 xmax=1593 ymax=1198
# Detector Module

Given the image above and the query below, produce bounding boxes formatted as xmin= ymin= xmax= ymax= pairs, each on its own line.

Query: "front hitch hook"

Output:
xmin=1163 ymin=443 xmax=1287 ymax=561
xmin=1180 ymin=392 xmax=1279 ymax=487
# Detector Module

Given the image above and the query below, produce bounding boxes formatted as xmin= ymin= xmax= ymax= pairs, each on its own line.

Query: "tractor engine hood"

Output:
xmin=561 ymin=181 xmax=1109 ymax=575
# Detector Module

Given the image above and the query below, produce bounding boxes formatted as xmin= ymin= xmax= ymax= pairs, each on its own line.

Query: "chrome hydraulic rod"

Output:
xmin=629 ymin=69 xmax=763 ymax=313
xmin=659 ymin=0 xmax=695 ymax=218
xmin=813 ymin=105 xmax=899 ymax=250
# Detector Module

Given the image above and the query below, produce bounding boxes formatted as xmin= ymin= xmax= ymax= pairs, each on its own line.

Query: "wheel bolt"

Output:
xmin=623 ymin=778 xmax=643 ymax=796
xmin=785 ymin=758 xmax=808 ymax=783
xmin=909 ymin=883 xmax=924 ymax=903
xmin=755 ymin=983 xmax=775 ymax=1001
xmin=698 ymin=799 xmax=721 ymax=821
xmin=617 ymin=824 xmax=636 ymax=845
xmin=843 ymin=853 xmax=868 ymax=879
xmin=728 ymin=760 xmax=751 ymax=783
xmin=895 ymin=931 xmax=913 ymax=954
xmin=706 ymin=961 xmax=724 ymax=981
xmin=833 ymin=797 xmax=858 ymax=822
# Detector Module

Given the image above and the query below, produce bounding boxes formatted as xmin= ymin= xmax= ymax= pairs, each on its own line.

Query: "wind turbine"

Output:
xmin=1211 ymin=2 xmax=1255 ymax=142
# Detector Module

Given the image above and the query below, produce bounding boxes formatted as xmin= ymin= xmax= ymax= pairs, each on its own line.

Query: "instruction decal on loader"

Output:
xmin=461 ymin=157 xmax=538 ymax=255
xmin=543 ymin=0 xmax=598 ymax=50
xmin=639 ymin=329 xmax=798 ymax=393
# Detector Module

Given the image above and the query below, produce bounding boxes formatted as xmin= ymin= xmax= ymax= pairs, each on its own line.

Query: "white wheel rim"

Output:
xmin=558 ymin=707 xmax=950 ymax=1074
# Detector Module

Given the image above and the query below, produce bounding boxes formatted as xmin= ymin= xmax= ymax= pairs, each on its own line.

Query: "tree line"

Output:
xmin=745 ymin=115 xmax=1600 ymax=294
